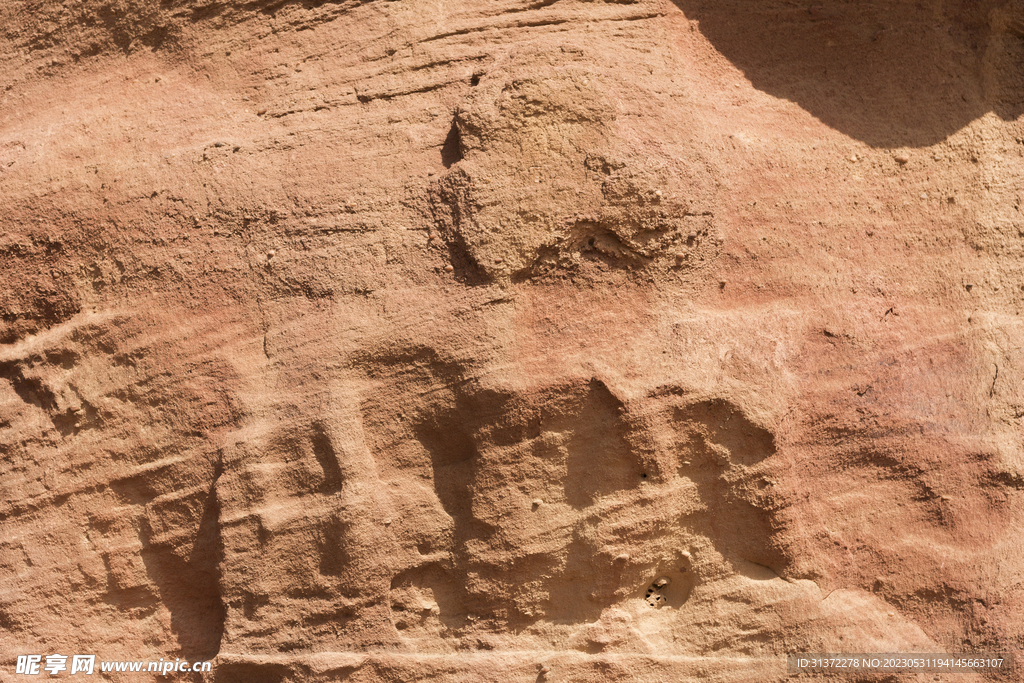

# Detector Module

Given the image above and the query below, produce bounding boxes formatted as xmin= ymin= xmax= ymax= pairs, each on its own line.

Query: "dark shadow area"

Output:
xmin=671 ymin=0 xmax=1024 ymax=147
xmin=560 ymin=379 xmax=639 ymax=509
xmin=140 ymin=471 xmax=226 ymax=661
xmin=676 ymin=399 xmax=776 ymax=469
xmin=673 ymin=400 xmax=787 ymax=574
xmin=0 ymin=357 xmax=99 ymax=435
xmin=0 ymin=361 xmax=58 ymax=410
xmin=310 ymin=421 xmax=344 ymax=492
xmin=368 ymin=372 xmax=646 ymax=629
xmin=415 ymin=416 xmax=490 ymax=543
xmin=256 ymin=0 xmax=358 ymax=17
xmin=408 ymin=404 xmax=497 ymax=621
xmin=440 ymin=117 xmax=464 ymax=169
xmin=415 ymin=401 xmax=499 ymax=560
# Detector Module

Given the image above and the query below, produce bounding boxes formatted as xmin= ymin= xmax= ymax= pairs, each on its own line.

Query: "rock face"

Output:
xmin=1 ymin=1 xmax=1023 ymax=681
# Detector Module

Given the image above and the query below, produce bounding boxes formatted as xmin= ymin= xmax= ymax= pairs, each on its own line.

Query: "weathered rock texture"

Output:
xmin=1 ymin=0 xmax=1023 ymax=681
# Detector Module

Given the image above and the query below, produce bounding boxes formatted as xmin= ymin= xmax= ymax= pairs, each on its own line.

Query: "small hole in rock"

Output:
xmin=470 ymin=73 xmax=481 ymax=86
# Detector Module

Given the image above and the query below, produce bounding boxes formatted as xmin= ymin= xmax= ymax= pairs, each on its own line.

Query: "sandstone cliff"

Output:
xmin=1 ymin=1 xmax=1023 ymax=681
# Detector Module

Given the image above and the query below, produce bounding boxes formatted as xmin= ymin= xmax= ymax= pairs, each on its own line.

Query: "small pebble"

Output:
xmin=920 ymin=193 xmax=928 ymax=200
xmin=654 ymin=576 xmax=671 ymax=588
xmin=675 ymin=253 xmax=686 ymax=261
xmin=615 ymin=553 xmax=630 ymax=563
xmin=532 ymin=499 xmax=543 ymax=508
xmin=655 ymin=189 xmax=663 ymax=197
xmin=444 ymin=264 xmax=454 ymax=273
xmin=494 ymin=257 xmax=503 ymax=264
xmin=894 ymin=153 xmax=910 ymax=164
xmin=383 ymin=519 xmax=392 ymax=526
xmin=539 ymin=665 xmax=551 ymax=674
xmin=267 ymin=250 xmax=276 ymax=259
xmin=257 ymin=108 xmax=268 ymax=115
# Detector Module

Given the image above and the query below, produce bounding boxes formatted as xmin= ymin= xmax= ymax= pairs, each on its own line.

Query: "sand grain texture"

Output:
xmin=1 ymin=1 xmax=1023 ymax=681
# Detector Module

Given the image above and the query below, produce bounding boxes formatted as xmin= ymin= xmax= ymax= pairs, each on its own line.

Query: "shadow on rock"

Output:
xmin=671 ymin=0 xmax=1024 ymax=147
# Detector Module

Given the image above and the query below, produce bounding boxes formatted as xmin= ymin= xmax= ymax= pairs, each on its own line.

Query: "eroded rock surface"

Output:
xmin=1 ymin=1 xmax=1023 ymax=681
